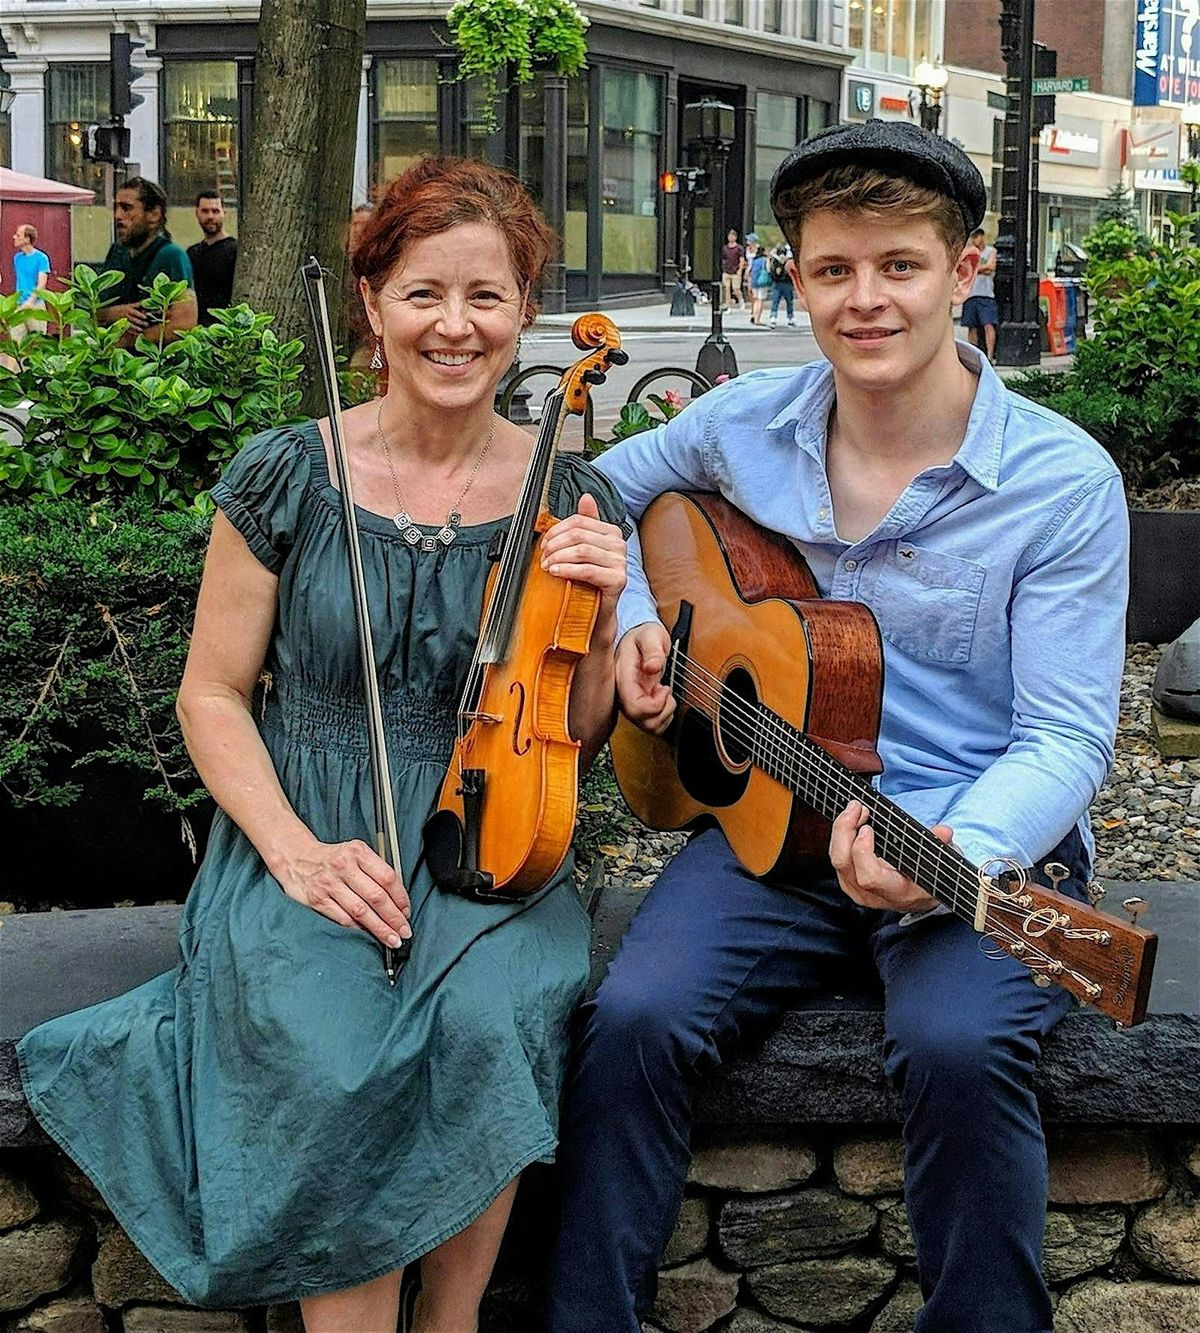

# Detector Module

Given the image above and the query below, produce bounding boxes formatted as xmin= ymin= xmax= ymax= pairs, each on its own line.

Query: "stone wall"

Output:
xmin=2 ymin=1128 xmax=1198 ymax=1333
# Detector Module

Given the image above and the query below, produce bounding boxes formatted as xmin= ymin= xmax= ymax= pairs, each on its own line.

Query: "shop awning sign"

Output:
xmin=1134 ymin=0 xmax=1200 ymax=107
xmin=1123 ymin=121 xmax=1182 ymax=168
xmin=1039 ymin=118 xmax=1102 ymax=164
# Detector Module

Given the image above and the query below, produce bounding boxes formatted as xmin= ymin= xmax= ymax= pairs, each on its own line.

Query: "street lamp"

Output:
xmin=914 ymin=59 xmax=948 ymax=136
xmin=683 ymin=96 xmax=739 ymax=384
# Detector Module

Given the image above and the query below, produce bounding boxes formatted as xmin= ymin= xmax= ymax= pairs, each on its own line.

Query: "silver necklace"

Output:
xmin=375 ymin=397 xmax=497 ymax=552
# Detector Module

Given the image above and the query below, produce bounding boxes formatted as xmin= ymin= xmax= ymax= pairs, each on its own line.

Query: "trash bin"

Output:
xmin=1062 ymin=280 xmax=1079 ymax=353
xmin=1039 ymin=277 xmax=1068 ymax=356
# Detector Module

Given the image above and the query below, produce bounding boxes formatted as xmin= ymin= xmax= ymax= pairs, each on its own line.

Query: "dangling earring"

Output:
xmin=369 ymin=337 xmax=384 ymax=371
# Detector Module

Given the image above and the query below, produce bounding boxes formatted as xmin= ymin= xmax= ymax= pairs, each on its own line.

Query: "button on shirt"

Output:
xmin=594 ymin=343 xmax=1128 ymax=873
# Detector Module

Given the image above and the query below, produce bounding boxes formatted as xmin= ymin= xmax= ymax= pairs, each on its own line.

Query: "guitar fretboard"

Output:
xmin=672 ymin=650 xmax=986 ymax=924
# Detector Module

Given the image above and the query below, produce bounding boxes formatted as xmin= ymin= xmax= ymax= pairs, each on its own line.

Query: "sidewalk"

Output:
xmin=533 ymin=294 xmax=1074 ymax=376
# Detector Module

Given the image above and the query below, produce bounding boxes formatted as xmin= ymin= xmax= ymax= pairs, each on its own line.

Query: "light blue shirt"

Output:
xmin=14 ymin=246 xmax=51 ymax=304
xmin=595 ymin=343 xmax=1128 ymax=873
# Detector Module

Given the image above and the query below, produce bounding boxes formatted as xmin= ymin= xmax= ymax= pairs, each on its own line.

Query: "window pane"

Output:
xmin=603 ymin=69 xmax=659 ymax=135
xmin=374 ymin=58 xmax=438 ymax=185
xmin=46 ymin=64 xmax=108 ymax=193
xmin=754 ymin=93 xmax=798 ymax=245
xmin=796 ymin=0 xmax=818 ymax=39
xmin=848 ymin=0 xmax=865 ymax=53
xmin=681 ymin=0 xmax=705 ymax=17
xmin=162 ymin=61 xmax=239 ymax=243
xmin=602 ymin=129 xmax=659 ymax=273
xmin=764 ymin=0 xmax=784 ymax=34
xmin=464 ymin=77 xmax=495 ymax=159
xmin=725 ymin=0 xmax=747 ymax=24
xmin=566 ymin=76 xmax=589 ymax=269
xmin=914 ymin=0 xmax=933 ymax=70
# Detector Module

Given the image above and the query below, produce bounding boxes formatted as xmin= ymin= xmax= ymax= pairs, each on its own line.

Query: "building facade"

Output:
xmin=2 ymin=0 xmax=1197 ymax=305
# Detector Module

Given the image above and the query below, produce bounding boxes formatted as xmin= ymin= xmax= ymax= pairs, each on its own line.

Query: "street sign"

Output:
xmin=1032 ymin=77 xmax=1089 ymax=94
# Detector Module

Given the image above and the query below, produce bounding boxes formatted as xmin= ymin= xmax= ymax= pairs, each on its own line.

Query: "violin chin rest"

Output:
xmin=422 ymin=808 xmax=499 ymax=902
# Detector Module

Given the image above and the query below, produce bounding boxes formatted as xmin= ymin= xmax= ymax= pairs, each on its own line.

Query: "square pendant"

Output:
xmin=420 ymin=535 xmax=438 ymax=553
xmin=437 ymin=527 xmax=457 ymax=547
xmin=401 ymin=526 xmax=423 ymax=546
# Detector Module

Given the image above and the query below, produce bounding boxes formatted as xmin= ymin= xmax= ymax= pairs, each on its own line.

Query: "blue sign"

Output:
xmin=1134 ymin=0 xmax=1200 ymax=107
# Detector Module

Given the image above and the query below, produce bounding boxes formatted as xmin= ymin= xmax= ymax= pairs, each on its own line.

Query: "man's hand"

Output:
xmin=615 ymin=622 xmax=675 ymax=734
xmin=98 ymin=301 xmax=156 ymax=332
xmin=829 ymin=800 xmax=953 ymax=913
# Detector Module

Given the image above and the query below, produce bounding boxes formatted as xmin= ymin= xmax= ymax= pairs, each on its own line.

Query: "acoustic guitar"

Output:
xmin=610 ymin=491 xmax=1157 ymax=1028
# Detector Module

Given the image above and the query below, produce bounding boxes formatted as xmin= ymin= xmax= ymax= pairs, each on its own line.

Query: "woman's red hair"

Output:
xmin=351 ymin=157 xmax=556 ymax=329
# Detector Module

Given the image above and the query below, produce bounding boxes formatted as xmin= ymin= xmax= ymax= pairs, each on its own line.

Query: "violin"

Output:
xmin=423 ymin=314 xmax=627 ymax=901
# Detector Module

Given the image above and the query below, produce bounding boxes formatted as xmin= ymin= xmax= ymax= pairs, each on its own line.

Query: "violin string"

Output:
xmin=665 ymin=651 xmax=983 ymax=920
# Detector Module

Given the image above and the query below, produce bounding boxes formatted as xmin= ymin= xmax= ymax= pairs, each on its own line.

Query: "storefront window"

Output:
xmin=464 ymin=78 xmax=495 ymax=160
xmin=162 ymin=61 xmax=239 ymax=247
xmin=1042 ymin=194 xmax=1104 ymax=275
xmin=753 ymin=91 xmax=800 ymax=246
xmin=47 ymin=64 xmax=107 ymax=192
xmin=518 ymin=74 xmax=589 ymax=269
xmin=373 ymin=58 xmax=438 ymax=185
xmin=602 ymin=69 xmax=661 ymax=274
xmin=848 ymin=0 xmax=936 ymax=77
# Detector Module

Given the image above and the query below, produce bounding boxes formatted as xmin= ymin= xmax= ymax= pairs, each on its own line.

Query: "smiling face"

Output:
xmin=791 ymin=210 xmax=977 ymax=394
xmin=361 ymin=222 xmax=526 ymax=417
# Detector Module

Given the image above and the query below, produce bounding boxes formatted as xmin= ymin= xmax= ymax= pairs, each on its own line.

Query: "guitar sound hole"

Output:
xmin=716 ymin=667 xmax=758 ymax=769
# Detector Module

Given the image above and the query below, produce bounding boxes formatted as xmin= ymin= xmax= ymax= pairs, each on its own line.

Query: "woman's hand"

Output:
xmin=540 ymin=493 xmax=627 ymax=629
xmin=274 ymin=838 xmax=412 ymax=948
xmin=829 ymin=800 xmax=951 ymax=913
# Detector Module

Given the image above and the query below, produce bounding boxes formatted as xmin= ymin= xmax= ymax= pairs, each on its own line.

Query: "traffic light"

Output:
xmin=1033 ymin=44 xmax=1056 ymax=134
xmin=660 ymin=171 xmax=680 ymax=194
xmin=110 ymin=33 xmax=146 ymax=119
xmin=81 ymin=122 xmax=131 ymax=164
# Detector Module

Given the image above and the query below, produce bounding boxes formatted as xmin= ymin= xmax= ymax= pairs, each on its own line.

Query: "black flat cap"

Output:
xmin=770 ymin=118 xmax=987 ymax=234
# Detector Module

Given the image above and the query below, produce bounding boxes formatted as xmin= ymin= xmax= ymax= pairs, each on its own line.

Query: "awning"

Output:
xmin=0 ymin=167 xmax=96 ymax=204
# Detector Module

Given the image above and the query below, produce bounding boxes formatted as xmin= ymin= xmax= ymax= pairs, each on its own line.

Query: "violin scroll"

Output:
xmin=562 ymin=313 xmax=628 ymax=417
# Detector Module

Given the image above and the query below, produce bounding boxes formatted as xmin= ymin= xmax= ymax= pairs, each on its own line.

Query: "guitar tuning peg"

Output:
xmin=607 ymin=349 xmax=629 ymax=365
xmin=1044 ymin=861 xmax=1069 ymax=893
xmin=1121 ymin=896 xmax=1148 ymax=927
xmin=1086 ymin=879 xmax=1106 ymax=906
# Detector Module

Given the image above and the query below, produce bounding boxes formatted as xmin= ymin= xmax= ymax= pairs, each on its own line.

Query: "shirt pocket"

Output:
xmin=871 ymin=543 xmax=986 ymax=665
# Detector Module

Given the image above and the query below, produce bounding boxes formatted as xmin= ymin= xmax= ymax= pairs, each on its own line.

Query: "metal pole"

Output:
xmin=994 ymin=0 xmax=1040 ymax=366
xmin=695 ymin=146 xmax=738 ymax=382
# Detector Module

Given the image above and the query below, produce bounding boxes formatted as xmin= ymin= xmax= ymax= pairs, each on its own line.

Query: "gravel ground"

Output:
xmin=582 ymin=643 xmax=1199 ymax=894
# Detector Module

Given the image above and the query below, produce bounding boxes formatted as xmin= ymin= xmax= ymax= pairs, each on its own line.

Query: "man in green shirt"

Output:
xmin=97 ymin=177 xmax=197 ymax=347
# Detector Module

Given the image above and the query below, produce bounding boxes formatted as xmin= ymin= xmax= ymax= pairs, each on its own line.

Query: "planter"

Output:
xmin=1128 ymin=509 xmax=1200 ymax=644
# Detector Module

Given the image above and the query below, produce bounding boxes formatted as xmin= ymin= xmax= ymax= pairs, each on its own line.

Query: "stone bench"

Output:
xmin=1 ymin=879 xmax=1198 ymax=1332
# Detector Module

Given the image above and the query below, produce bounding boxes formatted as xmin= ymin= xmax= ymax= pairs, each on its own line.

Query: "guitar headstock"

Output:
xmin=979 ymin=878 xmax=1158 ymax=1027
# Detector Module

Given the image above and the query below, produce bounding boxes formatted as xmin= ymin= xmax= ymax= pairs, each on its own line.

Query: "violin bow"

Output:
xmin=300 ymin=258 xmax=408 ymax=985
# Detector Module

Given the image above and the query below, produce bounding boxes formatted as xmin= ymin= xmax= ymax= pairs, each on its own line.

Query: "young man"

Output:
xmin=187 ymin=191 xmax=238 ymax=325
xmin=9 ymin=224 xmax=51 ymax=342
xmin=962 ymin=226 xmax=999 ymax=360
xmin=97 ymin=177 xmax=197 ymax=347
xmin=546 ymin=119 xmax=1127 ymax=1333
xmin=719 ymin=228 xmax=745 ymax=309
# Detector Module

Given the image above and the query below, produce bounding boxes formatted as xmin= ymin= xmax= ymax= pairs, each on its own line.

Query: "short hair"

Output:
xmin=119 ymin=176 xmax=169 ymax=224
xmin=17 ymin=223 xmax=37 ymax=244
xmin=774 ymin=165 xmax=966 ymax=265
xmin=351 ymin=157 xmax=555 ymax=329
xmin=195 ymin=191 xmax=223 ymax=207
xmin=970 ymin=227 xmax=986 ymax=240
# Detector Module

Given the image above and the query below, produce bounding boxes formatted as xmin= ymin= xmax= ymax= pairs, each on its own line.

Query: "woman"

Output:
xmin=746 ymin=236 xmax=770 ymax=326
xmin=17 ymin=158 xmax=628 ymax=1332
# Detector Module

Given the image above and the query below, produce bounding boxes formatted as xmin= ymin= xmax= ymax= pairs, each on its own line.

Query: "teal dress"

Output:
xmin=18 ymin=421 xmax=625 ymax=1308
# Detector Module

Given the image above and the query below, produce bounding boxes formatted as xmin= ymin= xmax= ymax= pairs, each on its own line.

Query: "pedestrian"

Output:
xmin=187 ymin=191 xmax=237 ymax=325
xmin=747 ymin=235 xmax=772 ymax=325
xmin=96 ymin=176 xmax=196 ymax=347
xmin=961 ymin=227 xmax=999 ymax=360
xmin=9 ymin=223 xmax=51 ymax=341
xmin=719 ymin=227 xmax=745 ymax=309
xmin=18 ymin=156 xmax=628 ymax=1331
xmin=767 ymin=240 xmax=795 ymax=326
xmin=547 ymin=117 xmax=1127 ymax=1333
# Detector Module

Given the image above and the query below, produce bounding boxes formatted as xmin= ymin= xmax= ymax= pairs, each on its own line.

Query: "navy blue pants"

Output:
xmin=546 ymin=824 xmax=1089 ymax=1333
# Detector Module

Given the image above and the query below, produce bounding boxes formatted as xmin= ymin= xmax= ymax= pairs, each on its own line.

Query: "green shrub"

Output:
xmin=0 ymin=265 xmax=305 ymax=511
xmin=1010 ymin=215 xmax=1200 ymax=489
xmin=0 ymin=494 xmax=209 ymax=827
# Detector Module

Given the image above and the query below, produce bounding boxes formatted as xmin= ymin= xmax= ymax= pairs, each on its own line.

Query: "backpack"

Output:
xmin=768 ymin=253 xmax=789 ymax=283
xmin=750 ymin=254 xmax=771 ymax=288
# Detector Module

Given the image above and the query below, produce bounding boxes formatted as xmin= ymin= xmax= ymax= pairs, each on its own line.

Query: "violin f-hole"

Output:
xmin=509 ymin=681 xmax=532 ymax=756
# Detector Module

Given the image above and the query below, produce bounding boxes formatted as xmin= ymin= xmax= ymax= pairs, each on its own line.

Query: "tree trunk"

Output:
xmin=236 ymin=0 xmax=366 ymax=414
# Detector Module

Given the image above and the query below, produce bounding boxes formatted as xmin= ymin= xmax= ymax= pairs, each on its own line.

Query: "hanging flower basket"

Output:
xmin=447 ymin=0 xmax=589 ymax=129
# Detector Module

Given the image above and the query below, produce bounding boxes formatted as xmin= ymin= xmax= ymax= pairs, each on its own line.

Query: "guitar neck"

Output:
xmin=673 ymin=659 xmax=985 ymax=925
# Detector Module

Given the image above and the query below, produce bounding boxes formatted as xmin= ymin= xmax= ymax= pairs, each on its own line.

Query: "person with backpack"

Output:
xmin=767 ymin=241 xmax=795 ymax=327
xmin=747 ymin=234 xmax=771 ymax=325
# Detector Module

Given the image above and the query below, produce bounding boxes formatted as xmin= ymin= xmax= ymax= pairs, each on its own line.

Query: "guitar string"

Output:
xmin=664 ymin=652 xmax=983 ymax=919
xmin=659 ymin=655 xmax=1120 ymax=1002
